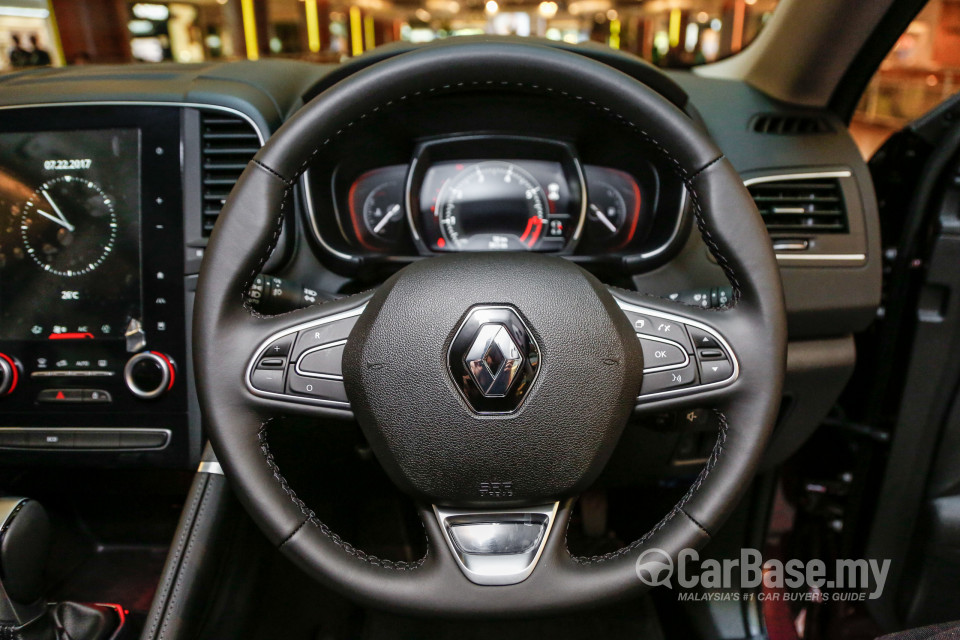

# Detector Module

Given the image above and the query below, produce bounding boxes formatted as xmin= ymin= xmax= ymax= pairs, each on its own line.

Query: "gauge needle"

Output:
xmin=35 ymin=209 xmax=76 ymax=232
xmin=590 ymin=204 xmax=617 ymax=233
xmin=373 ymin=204 xmax=401 ymax=234
xmin=41 ymin=190 xmax=76 ymax=233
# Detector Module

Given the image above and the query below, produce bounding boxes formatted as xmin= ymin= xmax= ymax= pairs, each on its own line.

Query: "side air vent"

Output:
xmin=752 ymin=113 xmax=833 ymax=135
xmin=200 ymin=112 xmax=261 ymax=237
xmin=747 ymin=177 xmax=848 ymax=234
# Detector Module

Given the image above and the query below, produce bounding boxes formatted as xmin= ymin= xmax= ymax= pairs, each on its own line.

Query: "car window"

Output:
xmin=851 ymin=0 xmax=960 ymax=159
xmin=0 ymin=0 xmax=778 ymax=72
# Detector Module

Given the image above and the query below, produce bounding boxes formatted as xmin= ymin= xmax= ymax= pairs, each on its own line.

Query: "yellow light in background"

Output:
xmin=538 ymin=1 xmax=558 ymax=18
xmin=349 ymin=6 xmax=364 ymax=56
xmin=485 ymin=0 xmax=499 ymax=14
xmin=241 ymin=0 xmax=259 ymax=60
xmin=305 ymin=0 xmax=321 ymax=53
xmin=668 ymin=8 xmax=681 ymax=48
xmin=363 ymin=14 xmax=375 ymax=51
xmin=45 ymin=0 xmax=65 ymax=66
xmin=609 ymin=18 xmax=620 ymax=49
xmin=731 ymin=0 xmax=745 ymax=51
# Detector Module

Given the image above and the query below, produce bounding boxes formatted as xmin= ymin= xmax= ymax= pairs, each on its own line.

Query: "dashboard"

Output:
xmin=0 ymin=48 xmax=881 ymax=473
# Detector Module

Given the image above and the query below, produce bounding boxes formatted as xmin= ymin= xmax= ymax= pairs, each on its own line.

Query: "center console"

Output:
xmin=0 ymin=106 xmax=191 ymax=467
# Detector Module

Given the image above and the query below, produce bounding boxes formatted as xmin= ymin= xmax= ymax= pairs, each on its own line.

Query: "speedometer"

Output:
xmin=435 ymin=161 xmax=552 ymax=252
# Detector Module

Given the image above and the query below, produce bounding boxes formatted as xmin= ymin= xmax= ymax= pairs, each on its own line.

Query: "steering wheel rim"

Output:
xmin=194 ymin=40 xmax=787 ymax=616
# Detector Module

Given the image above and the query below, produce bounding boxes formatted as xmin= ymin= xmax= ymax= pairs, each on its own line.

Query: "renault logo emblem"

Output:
xmin=465 ymin=324 xmax=524 ymax=397
xmin=448 ymin=306 xmax=540 ymax=414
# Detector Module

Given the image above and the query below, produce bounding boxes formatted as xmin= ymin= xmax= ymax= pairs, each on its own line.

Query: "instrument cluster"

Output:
xmin=304 ymin=135 xmax=688 ymax=274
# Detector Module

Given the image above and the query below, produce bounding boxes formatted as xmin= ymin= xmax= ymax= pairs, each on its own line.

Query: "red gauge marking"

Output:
xmin=48 ymin=332 xmax=95 ymax=340
xmin=151 ymin=351 xmax=176 ymax=391
xmin=0 ymin=353 xmax=18 ymax=394
xmin=347 ymin=175 xmax=378 ymax=252
xmin=617 ymin=173 xmax=643 ymax=250
xmin=519 ymin=216 xmax=544 ymax=247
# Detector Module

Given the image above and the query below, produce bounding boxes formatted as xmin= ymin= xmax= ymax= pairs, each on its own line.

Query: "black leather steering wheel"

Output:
xmin=194 ymin=41 xmax=786 ymax=616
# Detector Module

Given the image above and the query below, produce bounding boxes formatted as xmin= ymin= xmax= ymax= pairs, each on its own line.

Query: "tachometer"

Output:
xmin=435 ymin=161 xmax=550 ymax=251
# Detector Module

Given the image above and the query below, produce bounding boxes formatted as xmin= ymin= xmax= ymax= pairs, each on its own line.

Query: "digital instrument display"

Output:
xmin=0 ymin=129 xmax=142 ymax=341
xmin=418 ymin=159 xmax=576 ymax=252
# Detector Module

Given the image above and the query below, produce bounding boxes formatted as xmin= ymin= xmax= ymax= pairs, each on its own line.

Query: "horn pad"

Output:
xmin=342 ymin=253 xmax=643 ymax=507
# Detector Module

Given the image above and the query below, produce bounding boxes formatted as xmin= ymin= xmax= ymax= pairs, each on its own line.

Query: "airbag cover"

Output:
xmin=342 ymin=253 xmax=643 ymax=506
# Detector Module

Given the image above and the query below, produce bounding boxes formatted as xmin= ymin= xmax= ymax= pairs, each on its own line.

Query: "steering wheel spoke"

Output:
xmin=241 ymin=294 xmax=371 ymax=417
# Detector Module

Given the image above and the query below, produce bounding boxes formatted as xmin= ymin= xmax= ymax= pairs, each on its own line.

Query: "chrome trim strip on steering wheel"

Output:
xmin=433 ymin=502 xmax=560 ymax=586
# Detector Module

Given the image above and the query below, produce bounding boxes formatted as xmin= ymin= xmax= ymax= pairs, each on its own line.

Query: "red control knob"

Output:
xmin=0 ymin=353 xmax=19 ymax=396
xmin=124 ymin=351 xmax=175 ymax=399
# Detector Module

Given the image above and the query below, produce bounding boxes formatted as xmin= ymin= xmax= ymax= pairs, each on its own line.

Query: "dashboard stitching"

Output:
xmin=259 ymin=420 xmax=428 ymax=571
xmin=571 ymin=409 xmax=727 ymax=564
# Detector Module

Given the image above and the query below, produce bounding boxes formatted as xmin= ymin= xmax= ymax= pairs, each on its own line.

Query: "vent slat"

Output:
xmin=752 ymin=113 xmax=833 ymax=135
xmin=199 ymin=111 xmax=260 ymax=237
xmin=748 ymin=177 xmax=848 ymax=235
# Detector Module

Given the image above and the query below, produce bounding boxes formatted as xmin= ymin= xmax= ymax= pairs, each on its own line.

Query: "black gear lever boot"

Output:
xmin=52 ymin=602 xmax=118 ymax=640
xmin=0 ymin=499 xmax=120 ymax=640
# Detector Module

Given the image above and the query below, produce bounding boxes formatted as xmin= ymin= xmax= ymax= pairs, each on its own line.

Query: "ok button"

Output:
xmin=638 ymin=337 xmax=687 ymax=370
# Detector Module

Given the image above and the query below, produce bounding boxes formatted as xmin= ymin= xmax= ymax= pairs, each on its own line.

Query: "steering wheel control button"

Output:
xmin=257 ymin=357 xmax=285 ymax=369
xmin=124 ymin=352 xmax=175 ymax=399
xmin=688 ymin=327 xmax=720 ymax=350
xmin=641 ymin=361 xmax=698 ymax=395
xmin=638 ymin=337 xmax=687 ymax=371
xmin=624 ymin=311 xmax=692 ymax=352
xmin=296 ymin=341 xmax=346 ymax=379
xmin=251 ymin=369 xmax=285 ymax=394
xmin=287 ymin=372 xmax=348 ymax=403
xmin=699 ymin=358 xmax=734 ymax=385
xmin=263 ymin=335 xmax=293 ymax=358
xmin=697 ymin=348 xmax=725 ymax=360
xmin=292 ymin=317 xmax=359 ymax=360
xmin=447 ymin=306 xmax=540 ymax=414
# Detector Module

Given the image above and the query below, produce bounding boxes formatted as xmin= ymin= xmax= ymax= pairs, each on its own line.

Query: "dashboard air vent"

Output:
xmin=752 ymin=114 xmax=833 ymax=135
xmin=747 ymin=178 xmax=848 ymax=234
xmin=200 ymin=112 xmax=261 ymax=237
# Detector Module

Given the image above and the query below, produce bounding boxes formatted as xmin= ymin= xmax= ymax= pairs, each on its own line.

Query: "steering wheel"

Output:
xmin=194 ymin=41 xmax=786 ymax=616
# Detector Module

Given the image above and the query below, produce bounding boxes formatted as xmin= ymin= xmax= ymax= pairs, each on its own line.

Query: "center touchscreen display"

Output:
xmin=0 ymin=129 xmax=142 ymax=341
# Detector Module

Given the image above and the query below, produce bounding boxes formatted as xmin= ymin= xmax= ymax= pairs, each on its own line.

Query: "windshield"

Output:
xmin=1 ymin=0 xmax=777 ymax=71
